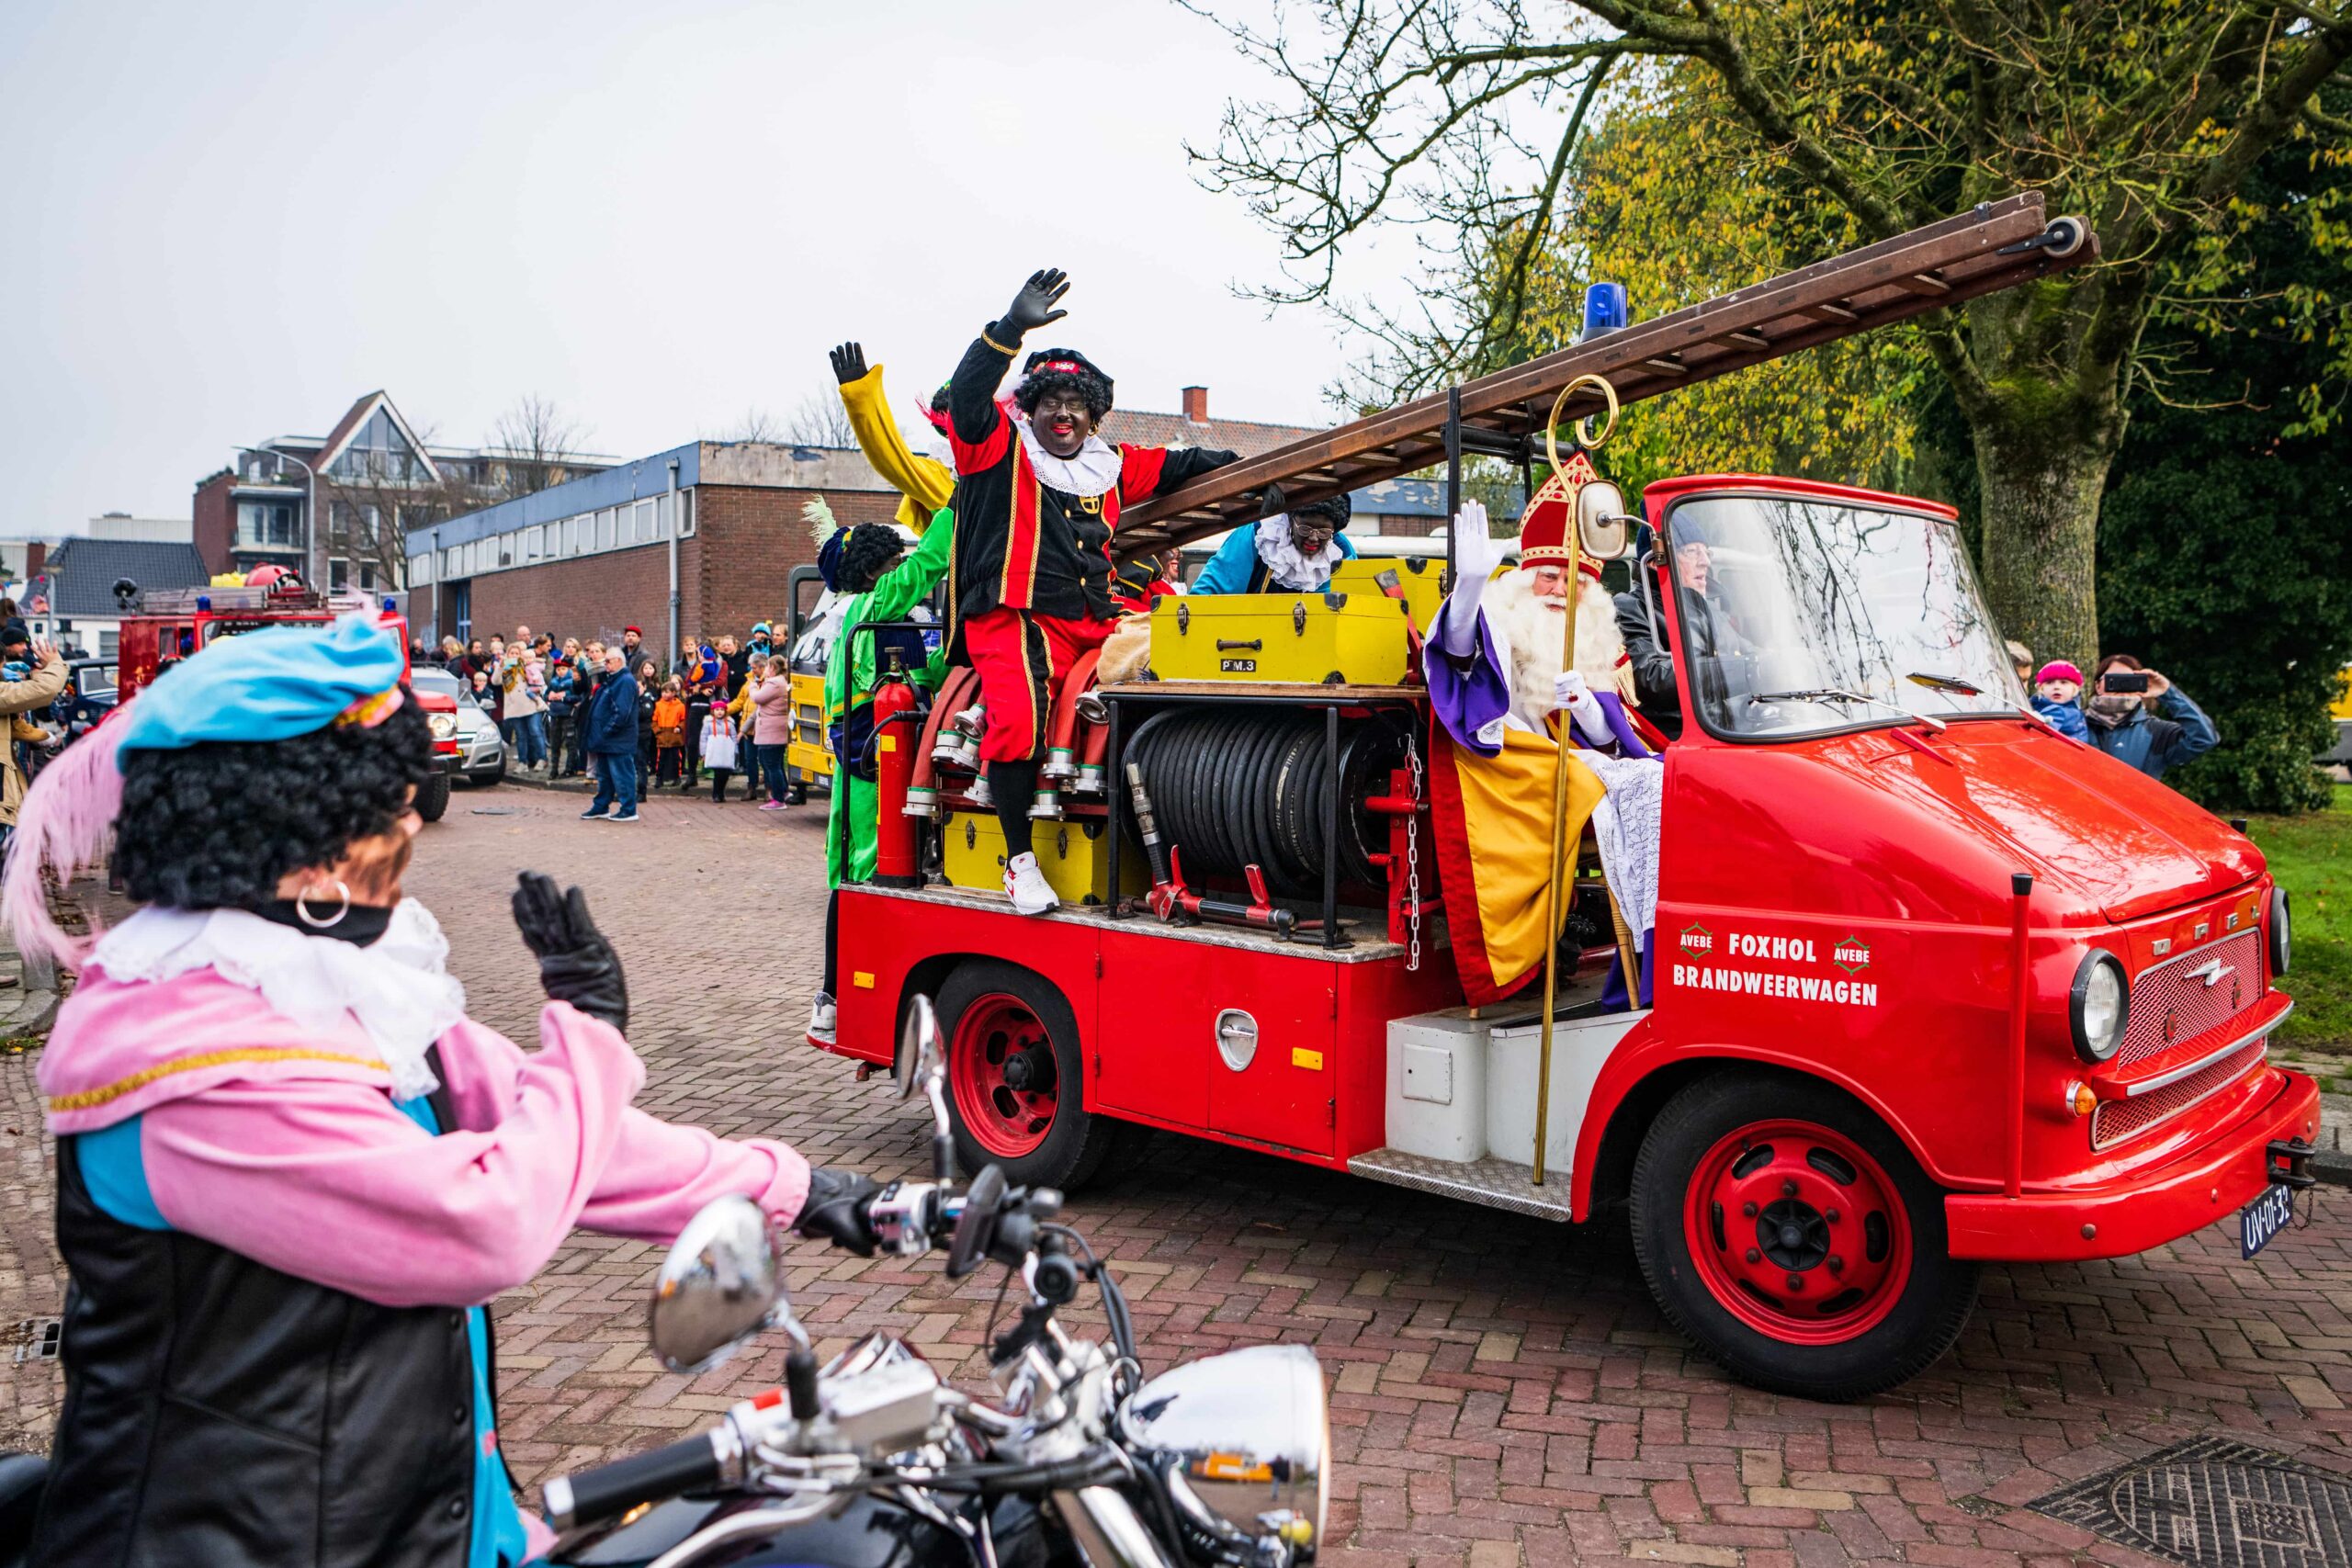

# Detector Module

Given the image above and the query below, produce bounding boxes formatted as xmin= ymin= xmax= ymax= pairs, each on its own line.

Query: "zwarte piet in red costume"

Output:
xmin=944 ymin=266 xmax=1238 ymax=915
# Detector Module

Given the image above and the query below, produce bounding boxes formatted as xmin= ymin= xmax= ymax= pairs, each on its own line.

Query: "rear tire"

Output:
xmin=415 ymin=773 xmax=452 ymax=823
xmin=1628 ymin=1068 xmax=1977 ymax=1401
xmin=934 ymin=960 xmax=1124 ymax=1192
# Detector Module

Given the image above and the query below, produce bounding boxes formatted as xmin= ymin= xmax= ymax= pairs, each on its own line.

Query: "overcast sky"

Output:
xmin=0 ymin=0 xmax=1358 ymax=528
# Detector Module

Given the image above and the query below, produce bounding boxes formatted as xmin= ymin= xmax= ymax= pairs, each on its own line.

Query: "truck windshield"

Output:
xmin=1668 ymin=494 xmax=2022 ymax=739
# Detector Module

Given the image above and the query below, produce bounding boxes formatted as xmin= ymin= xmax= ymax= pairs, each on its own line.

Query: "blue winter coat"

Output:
xmin=2088 ymin=686 xmax=2219 ymax=781
xmin=582 ymin=669 xmax=640 ymax=755
xmin=2030 ymin=694 xmax=2088 ymax=740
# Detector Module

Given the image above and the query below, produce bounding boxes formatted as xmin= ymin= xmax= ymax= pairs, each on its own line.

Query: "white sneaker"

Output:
xmin=1004 ymin=852 xmax=1058 ymax=916
xmin=807 ymin=992 xmax=837 ymax=1048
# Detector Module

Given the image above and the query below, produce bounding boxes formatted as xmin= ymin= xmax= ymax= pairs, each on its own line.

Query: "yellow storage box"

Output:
xmin=786 ymin=669 xmax=833 ymax=780
xmin=942 ymin=812 xmax=1146 ymax=908
xmin=1329 ymin=555 xmax=1442 ymax=636
xmin=1148 ymin=590 xmax=1413 ymax=686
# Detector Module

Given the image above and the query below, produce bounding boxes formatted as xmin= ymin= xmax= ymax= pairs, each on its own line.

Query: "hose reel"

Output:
xmin=1125 ymin=707 xmax=1403 ymax=898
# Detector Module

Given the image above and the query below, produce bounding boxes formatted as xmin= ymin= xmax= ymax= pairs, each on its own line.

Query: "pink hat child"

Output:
xmin=2033 ymin=660 xmax=2084 ymax=704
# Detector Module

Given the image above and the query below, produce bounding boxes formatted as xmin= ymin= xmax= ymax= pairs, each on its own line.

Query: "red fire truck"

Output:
xmin=116 ymin=574 xmax=460 ymax=821
xmin=820 ymin=196 xmax=2318 ymax=1400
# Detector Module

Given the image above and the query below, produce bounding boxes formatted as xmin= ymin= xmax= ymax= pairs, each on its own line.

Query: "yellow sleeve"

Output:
xmin=839 ymin=364 xmax=955 ymax=527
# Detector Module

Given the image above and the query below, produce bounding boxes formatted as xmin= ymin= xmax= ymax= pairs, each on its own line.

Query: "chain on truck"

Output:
xmin=113 ymin=568 xmax=463 ymax=824
xmin=818 ymin=195 xmax=2322 ymax=1401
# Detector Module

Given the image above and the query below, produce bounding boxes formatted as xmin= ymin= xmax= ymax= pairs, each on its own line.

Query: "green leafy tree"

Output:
xmin=1186 ymin=0 xmax=2352 ymax=676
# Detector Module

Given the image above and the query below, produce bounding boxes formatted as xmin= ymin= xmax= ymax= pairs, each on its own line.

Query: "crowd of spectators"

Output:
xmin=433 ymin=619 xmax=804 ymax=821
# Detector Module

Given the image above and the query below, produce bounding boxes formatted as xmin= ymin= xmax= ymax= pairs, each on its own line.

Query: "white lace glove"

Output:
xmin=1438 ymin=500 xmax=1508 ymax=656
xmin=1554 ymin=669 xmax=1613 ymax=746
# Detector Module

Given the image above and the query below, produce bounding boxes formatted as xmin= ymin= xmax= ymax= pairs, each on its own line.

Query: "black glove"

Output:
xmin=829 ymin=342 xmax=867 ymax=385
xmin=1002 ymin=268 xmax=1070 ymax=336
xmin=794 ymin=1167 xmax=883 ymax=1256
xmin=1258 ymin=483 xmax=1289 ymax=522
xmin=511 ymin=872 xmax=628 ymax=1033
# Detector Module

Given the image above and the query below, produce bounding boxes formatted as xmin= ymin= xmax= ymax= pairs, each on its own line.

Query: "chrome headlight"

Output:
xmin=2070 ymin=950 xmax=2130 ymax=1064
xmin=1120 ymin=1343 xmax=1328 ymax=1558
xmin=427 ymin=712 xmax=458 ymax=740
xmin=2269 ymin=887 xmax=2291 ymax=977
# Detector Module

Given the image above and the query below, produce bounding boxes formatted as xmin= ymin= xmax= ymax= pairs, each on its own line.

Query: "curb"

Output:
xmin=2312 ymin=1149 xmax=2352 ymax=1189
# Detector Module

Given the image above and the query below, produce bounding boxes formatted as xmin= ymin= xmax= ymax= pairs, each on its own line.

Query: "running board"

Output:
xmin=1347 ymin=1147 xmax=1575 ymax=1223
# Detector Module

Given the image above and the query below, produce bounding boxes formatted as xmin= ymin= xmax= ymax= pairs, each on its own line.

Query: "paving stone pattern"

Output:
xmin=3 ymin=789 xmax=2351 ymax=1567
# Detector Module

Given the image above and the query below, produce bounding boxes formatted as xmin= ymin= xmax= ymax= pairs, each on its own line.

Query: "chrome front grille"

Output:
xmin=2091 ymin=1041 xmax=2267 ymax=1150
xmin=2117 ymin=931 xmax=2262 ymax=1067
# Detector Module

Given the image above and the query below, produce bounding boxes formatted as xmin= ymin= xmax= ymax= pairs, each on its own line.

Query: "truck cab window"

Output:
xmin=1668 ymin=495 xmax=2023 ymax=740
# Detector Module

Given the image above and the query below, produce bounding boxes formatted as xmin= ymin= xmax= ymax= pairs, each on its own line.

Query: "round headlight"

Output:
xmin=2269 ymin=887 xmax=2291 ymax=978
xmin=427 ymin=712 xmax=458 ymax=740
xmin=1120 ymin=1343 xmax=1328 ymax=1556
xmin=2070 ymin=950 xmax=2130 ymax=1064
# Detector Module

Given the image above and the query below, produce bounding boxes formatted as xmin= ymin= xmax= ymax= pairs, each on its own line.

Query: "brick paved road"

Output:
xmin=6 ymin=787 xmax=2351 ymax=1566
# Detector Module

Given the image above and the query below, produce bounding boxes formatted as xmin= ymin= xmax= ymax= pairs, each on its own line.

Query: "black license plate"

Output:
xmin=2240 ymin=1180 xmax=2295 ymax=1259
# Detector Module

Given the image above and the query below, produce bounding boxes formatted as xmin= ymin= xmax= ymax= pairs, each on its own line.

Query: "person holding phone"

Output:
xmin=2087 ymin=653 xmax=2217 ymax=782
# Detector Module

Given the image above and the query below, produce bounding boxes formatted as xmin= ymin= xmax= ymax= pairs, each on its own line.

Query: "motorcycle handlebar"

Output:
xmin=544 ymin=1427 xmax=730 ymax=1533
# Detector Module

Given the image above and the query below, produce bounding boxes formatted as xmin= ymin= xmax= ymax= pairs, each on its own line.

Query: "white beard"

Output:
xmin=1487 ymin=569 xmax=1630 ymax=734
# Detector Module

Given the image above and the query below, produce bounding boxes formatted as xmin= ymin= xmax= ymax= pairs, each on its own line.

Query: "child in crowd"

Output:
xmin=2030 ymin=660 xmax=2089 ymax=740
xmin=652 ymin=678 xmax=688 ymax=787
xmin=701 ymin=701 xmax=741 ymax=801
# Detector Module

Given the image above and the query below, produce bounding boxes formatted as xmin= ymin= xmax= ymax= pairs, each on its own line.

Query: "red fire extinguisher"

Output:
xmin=871 ymin=649 xmax=922 ymax=888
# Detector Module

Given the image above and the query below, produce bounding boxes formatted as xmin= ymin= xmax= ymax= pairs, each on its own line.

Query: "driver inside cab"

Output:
xmin=1614 ymin=534 xmax=1727 ymax=740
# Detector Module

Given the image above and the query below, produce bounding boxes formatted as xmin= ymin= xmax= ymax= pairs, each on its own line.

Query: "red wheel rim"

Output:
xmin=947 ymin=993 xmax=1059 ymax=1159
xmin=1683 ymin=1118 xmax=1912 ymax=1346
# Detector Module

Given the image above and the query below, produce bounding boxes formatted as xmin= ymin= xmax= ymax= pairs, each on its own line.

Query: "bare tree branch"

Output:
xmin=488 ymin=395 xmax=593 ymax=501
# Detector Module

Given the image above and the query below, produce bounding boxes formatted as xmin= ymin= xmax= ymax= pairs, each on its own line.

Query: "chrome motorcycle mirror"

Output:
xmin=650 ymin=1193 xmax=790 ymax=1373
xmin=898 ymin=994 xmax=956 ymax=1181
xmin=1575 ymin=479 xmax=1633 ymax=561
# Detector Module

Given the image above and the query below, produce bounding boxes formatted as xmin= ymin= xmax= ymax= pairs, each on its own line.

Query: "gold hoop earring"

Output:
xmin=296 ymin=878 xmax=352 ymax=929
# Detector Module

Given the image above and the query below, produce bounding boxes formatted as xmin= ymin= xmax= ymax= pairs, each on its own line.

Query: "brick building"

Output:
xmin=403 ymin=441 xmax=899 ymax=651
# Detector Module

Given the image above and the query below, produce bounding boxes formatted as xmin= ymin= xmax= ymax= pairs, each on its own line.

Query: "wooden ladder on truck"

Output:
xmin=1112 ymin=191 xmax=2095 ymax=570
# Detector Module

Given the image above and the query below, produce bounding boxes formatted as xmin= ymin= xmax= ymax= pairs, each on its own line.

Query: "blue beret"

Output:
xmin=115 ymin=615 xmax=409 ymax=763
xmin=817 ymin=529 xmax=844 ymax=592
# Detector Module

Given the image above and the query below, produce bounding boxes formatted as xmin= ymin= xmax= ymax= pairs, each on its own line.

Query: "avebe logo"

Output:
xmin=1832 ymin=936 xmax=1871 ymax=975
xmin=1679 ymin=923 xmax=1713 ymax=958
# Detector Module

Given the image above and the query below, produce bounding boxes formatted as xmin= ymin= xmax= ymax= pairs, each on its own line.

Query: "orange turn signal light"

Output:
xmin=2064 ymin=1081 xmax=2098 ymax=1118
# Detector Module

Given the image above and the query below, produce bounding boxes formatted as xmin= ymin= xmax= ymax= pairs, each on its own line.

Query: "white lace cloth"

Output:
xmin=88 ymin=897 xmax=465 ymax=1101
xmin=1252 ymin=515 xmax=1345 ymax=591
xmin=1578 ymin=750 xmax=1664 ymax=941
xmin=1013 ymin=422 xmax=1122 ymax=497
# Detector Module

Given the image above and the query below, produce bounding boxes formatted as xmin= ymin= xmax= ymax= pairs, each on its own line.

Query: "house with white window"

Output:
xmin=191 ymin=391 xmax=615 ymax=590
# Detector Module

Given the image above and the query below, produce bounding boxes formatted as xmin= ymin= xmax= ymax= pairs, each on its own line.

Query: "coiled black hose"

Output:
xmin=1125 ymin=707 xmax=1402 ymax=897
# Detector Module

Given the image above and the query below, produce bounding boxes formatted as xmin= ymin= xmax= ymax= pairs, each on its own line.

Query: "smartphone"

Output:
xmin=2103 ymin=671 xmax=2150 ymax=694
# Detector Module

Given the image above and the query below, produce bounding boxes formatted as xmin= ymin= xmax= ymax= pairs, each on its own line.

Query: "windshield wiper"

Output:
xmin=1905 ymin=671 xmax=1983 ymax=696
xmin=1752 ymin=688 xmax=1947 ymax=733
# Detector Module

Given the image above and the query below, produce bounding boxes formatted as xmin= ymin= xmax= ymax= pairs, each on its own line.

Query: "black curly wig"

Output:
xmin=1013 ymin=347 xmax=1114 ymax=423
xmin=1294 ymin=491 xmax=1352 ymax=530
xmin=114 ymin=696 xmax=434 ymax=910
xmin=838 ymin=524 xmax=907 ymax=593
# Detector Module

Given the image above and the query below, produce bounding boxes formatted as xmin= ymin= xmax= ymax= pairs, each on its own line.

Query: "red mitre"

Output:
xmin=1516 ymin=450 xmax=1603 ymax=580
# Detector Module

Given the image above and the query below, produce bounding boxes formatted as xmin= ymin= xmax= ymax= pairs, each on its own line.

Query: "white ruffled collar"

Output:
xmin=1254 ymin=515 xmax=1345 ymax=591
xmin=89 ymin=897 xmax=465 ymax=1102
xmin=1014 ymin=420 xmax=1123 ymax=497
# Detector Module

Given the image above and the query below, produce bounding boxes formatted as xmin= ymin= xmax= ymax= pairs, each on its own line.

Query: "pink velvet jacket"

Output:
xmin=41 ymin=964 xmax=811 ymax=1309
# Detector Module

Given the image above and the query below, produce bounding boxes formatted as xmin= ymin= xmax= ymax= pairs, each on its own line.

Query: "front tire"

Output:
xmin=933 ymin=960 xmax=1124 ymax=1192
xmin=1629 ymin=1068 xmax=1978 ymax=1401
xmin=415 ymin=773 xmax=452 ymax=823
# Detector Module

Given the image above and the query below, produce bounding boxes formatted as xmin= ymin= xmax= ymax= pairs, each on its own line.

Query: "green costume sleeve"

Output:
xmin=823 ymin=509 xmax=958 ymax=723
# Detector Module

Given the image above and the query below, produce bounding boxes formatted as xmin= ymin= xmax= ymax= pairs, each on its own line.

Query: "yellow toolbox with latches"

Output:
xmin=1148 ymin=590 xmax=1414 ymax=686
xmin=941 ymin=811 xmax=1147 ymax=907
xmin=1329 ymin=555 xmax=1442 ymax=635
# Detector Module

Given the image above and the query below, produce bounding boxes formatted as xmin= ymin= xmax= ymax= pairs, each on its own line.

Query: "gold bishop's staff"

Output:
xmin=1531 ymin=374 xmax=1640 ymax=1188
